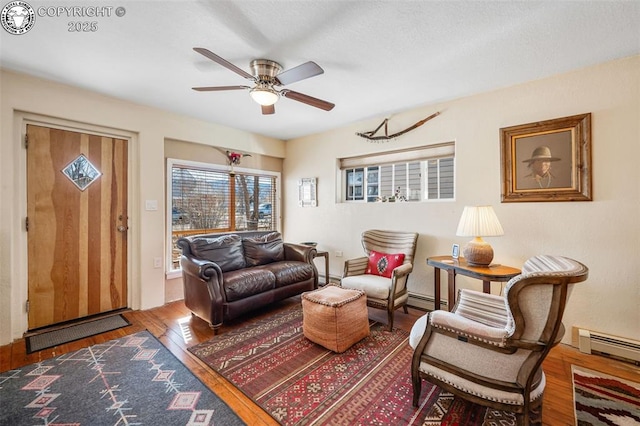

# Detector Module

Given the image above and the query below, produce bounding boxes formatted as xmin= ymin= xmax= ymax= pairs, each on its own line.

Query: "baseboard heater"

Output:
xmin=408 ymin=293 xmax=448 ymax=311
xmin=578 ymin=328 xmax=640 ymax=364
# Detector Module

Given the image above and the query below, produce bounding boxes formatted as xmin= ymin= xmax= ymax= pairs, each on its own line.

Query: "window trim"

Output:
xmin=339 ymin=142 xmax=454 ymax=169
xmin=166 ymin=158 xmax=281 ymax=275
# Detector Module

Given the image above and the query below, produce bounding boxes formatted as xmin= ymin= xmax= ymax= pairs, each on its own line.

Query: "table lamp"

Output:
xmin=455 ymin=205 xmax=504 ymax=266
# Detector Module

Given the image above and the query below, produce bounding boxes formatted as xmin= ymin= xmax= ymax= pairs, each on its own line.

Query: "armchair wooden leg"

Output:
xmin=403 ymin=305 xmax=409 ymax=314
xmin=412 ymin=373 xmax=422 ymax=407
xmin=387 ymin=311 xmax=394 ymax=331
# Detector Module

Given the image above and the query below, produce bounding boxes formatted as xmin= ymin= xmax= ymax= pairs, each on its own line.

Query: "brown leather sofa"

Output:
xmin=178 ymin=231 xmax=318 ymax=333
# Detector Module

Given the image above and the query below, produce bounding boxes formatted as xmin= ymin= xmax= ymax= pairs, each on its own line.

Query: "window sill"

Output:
xmin=166 ymin=270 xmax=182 ymax=280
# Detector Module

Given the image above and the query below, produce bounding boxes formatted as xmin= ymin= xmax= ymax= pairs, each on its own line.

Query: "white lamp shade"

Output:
xmin=456 ymin=206 xmax=504 ymax=237
xmin=250 ymin=87 xmax=279 ymax=106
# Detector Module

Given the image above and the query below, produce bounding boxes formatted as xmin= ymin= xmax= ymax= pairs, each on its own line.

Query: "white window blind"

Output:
xmin=340 ymin=142 xmax=455 ymax=202
xmin=168 ymin=160 xmax=278 ymax=270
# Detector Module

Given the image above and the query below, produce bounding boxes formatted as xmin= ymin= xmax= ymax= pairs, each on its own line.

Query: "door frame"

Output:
xmin=14 ymin=112 xmax=139 ymax=336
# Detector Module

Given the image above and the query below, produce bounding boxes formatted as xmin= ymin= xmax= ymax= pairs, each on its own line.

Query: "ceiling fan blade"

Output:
xmin=262 ymin=105 xmax=275 ymax=115
xmin=192 ymin=85 xmax=250 ymax=92
xmin=281 ymin=90 xmax=335 ymax=111
xmin=275 ymin=61 xmax=324 ymax=86
xmin=193 ymin=47 xmax=254 ymax=81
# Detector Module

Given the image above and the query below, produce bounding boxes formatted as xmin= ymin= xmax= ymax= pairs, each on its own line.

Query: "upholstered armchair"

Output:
xmin=409 ymin=255 xmax=588 ymax=426
xmin=341 ymin=229 xmax=418 ymax=331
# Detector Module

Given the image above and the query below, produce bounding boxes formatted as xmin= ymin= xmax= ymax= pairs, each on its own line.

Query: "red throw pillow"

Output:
xmin=366 ymin=250 xmax=405 ymax=278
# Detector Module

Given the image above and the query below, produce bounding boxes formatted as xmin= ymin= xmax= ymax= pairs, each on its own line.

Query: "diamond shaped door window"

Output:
xmin=62 ymin=154 xmax=101 ymax=191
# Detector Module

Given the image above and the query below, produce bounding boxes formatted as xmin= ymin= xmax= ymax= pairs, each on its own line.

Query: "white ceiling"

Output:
xmin=1 ymin=1 xmax=639 ymax=140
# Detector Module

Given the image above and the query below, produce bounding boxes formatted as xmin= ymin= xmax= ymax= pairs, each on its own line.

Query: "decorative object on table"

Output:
xmin=0 ymin=331 xmax=245 ymax=426
xmin=411 ymin=255 xmax=589 ymax=426
xmin=572 ymin=365 xmax=640 ymax=425
xmin=341 ymin=229 xmax=418 ymax=330
xmin=298 ymin=177 xmax=317 ymax=207
xmin=189 ymin=304 xmax=520 ymax=426
xmin=356 ymin=111 xmax=440 ymax=142
xmin=456 ymin=205 xmax=504 ymax=266
xmin=192 ymin=47 xmax=334 ymax=115
xmin=376 ymin=186 xmax=408 ymax=202
xmin=500 ymin=113 xmax=592 ymax=202
xmin=451 ymin=243 xmax=460 ymax=259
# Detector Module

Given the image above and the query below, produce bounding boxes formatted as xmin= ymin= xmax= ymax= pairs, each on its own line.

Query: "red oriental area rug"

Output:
xmin=189 ymin=304 xmax=521 ymax=425
xmin=572 ymin=365 xmax=640 ymax=425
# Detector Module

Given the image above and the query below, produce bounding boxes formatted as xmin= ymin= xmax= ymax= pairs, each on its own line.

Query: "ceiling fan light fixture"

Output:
xmin=250 ymin=85 xmax=279 ymax=106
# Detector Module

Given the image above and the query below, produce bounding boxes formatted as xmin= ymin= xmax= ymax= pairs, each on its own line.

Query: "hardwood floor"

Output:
xmin=1 ymin=298 xmax=638 ymax=425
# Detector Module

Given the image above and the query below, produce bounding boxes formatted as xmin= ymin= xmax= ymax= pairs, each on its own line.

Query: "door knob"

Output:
xmin=117 ymin=225 xmax=128 ymax=232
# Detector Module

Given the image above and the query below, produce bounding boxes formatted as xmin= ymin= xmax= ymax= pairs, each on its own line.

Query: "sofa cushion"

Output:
xmin=261 ymin=261 xmax=315 ymax=287
xmin=223 ymin=268 xmax=275 ymax=302
xmin=243 ymin=232 xmax=285 ymax=267
xmin=190 ymin=235 xmax=245 ymax=272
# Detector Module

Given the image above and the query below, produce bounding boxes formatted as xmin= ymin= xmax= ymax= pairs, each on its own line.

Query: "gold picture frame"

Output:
xmin=500 ymin=113 xmax=592 ymax=202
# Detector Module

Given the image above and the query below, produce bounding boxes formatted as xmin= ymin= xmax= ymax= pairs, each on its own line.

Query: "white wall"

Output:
xmin=283 ymin=56 xmax=640 ymax=345
xmin=0 ymin=70 xmax=285 ymax=345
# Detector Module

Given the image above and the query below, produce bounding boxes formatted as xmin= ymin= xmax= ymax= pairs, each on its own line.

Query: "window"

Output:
xmin=339 ymin=142 xmax=455 ymax=202
xmin=345 ymin=168 xmax=365 ymax=201
xmin=167 ymin=159 xmax=279 ymax=271
xmin=426 ymin=157 xmax=454 ymax=199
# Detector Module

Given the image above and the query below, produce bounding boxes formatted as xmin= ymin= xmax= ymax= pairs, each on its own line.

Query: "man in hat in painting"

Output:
xmin=521 ymin=146 xmax=561 ymax=189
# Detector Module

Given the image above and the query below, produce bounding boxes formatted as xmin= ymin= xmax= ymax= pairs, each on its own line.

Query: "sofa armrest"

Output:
xmin=343 ymin=256 xmax=368 ymax=277
xmin=180 ymin=255 xmax=225 ymax=330
xmin=284 ymin=243 xmax=317 ymax=263
xmin=180 ymin=255 xmax=222 ymax=282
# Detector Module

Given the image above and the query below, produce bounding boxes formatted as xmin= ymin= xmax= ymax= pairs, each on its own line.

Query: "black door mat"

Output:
xmin=26 ymin=314 xmax=131 ymax=354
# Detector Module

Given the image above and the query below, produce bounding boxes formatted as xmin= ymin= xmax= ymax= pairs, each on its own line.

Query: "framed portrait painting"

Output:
xmin=500 ymin=113 xmax=592 ymax=202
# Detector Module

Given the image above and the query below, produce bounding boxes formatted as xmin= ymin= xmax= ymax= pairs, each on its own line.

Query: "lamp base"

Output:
xmin=462 ymin=237 xmax=494 ymax=266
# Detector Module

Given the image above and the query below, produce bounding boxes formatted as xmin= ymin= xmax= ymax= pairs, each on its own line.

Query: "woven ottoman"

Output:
xmin=301 ymin=285 xmax=370 ymax=353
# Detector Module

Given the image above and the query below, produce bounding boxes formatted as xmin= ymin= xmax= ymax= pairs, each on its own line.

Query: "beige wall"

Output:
xmin=0 ymin=70 xmax=284 ymax=345
xmin=283 ymin=56 xmax=640 ymax=345
xmin=2 ymin=57 xmax=638 ymax=347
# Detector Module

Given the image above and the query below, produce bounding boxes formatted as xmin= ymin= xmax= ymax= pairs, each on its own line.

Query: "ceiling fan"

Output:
xmin=192 ymin=47 xmax=335 ymax=115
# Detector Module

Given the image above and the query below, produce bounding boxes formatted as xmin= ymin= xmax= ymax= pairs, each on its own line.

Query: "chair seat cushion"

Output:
xmin=341 ymin=274 xmax=391 ymax=299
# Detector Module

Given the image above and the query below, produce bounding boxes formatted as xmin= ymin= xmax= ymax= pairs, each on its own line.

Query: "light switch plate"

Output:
xmin=145 ymin=200 xmax=158 ymax=211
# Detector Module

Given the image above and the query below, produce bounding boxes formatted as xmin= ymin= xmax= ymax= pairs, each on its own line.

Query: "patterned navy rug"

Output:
xmin=0 ymin=331 xmax=245 ymax=425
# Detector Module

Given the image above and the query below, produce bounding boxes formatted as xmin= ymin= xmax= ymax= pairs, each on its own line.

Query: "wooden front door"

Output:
xmin=26 ymin=125 xmax=128 ymax=330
